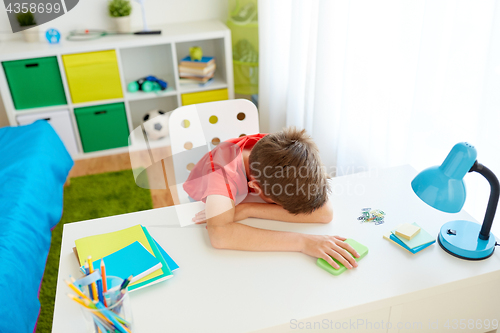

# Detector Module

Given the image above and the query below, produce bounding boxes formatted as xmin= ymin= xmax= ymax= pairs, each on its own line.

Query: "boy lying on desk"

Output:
xmin=183 ymin=127 xmax=360 ymax=270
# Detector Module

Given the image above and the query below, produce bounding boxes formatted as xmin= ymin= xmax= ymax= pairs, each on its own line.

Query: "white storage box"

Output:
xmin=17 ymin=110 xmax=79 ymax=156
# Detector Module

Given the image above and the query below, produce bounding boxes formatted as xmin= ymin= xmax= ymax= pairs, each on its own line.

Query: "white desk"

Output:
xmin=52 ymin=165 xmax=500 ymax=333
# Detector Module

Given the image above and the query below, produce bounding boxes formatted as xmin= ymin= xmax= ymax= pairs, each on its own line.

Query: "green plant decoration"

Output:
xmin=16 ymin=12 xmax=36 ymax=27
xmin=109 ymin=0 xmax=132 ymax=17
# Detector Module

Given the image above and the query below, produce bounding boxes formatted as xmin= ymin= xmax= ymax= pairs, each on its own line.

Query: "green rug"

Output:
xmin=36 ymin=169 xmax=153 ymax=333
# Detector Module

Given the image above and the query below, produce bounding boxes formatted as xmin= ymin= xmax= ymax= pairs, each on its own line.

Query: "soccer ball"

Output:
xmin=142 ymin=109 xmax=169 ymax=141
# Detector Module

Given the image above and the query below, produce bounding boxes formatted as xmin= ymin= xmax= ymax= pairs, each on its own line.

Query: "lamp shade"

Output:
xmin=411 ymin=143 xmax=477 ymax=213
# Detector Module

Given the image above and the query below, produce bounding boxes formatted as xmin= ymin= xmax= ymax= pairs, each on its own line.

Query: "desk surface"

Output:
xmin=52 ymin=165 xmax=500 ymax=333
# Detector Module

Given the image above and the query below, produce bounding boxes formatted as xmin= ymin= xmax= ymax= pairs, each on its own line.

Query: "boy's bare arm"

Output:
xmin=205 ymin=195 xmax=357 ymax=269
xmin=235 ymin=200 xmax=333 ymax=223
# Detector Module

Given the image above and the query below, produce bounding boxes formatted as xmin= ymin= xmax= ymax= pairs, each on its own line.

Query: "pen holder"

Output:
xmin=79 ymin=276 xmax=134 ymax=333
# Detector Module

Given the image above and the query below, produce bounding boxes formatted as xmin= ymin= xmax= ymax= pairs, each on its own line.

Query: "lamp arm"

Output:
xmin=469 ymin=161 xmax=500 ymax=240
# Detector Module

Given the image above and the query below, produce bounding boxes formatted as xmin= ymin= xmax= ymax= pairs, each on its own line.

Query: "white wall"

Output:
xmin=0 ymin=0 xmax=228 ymax=127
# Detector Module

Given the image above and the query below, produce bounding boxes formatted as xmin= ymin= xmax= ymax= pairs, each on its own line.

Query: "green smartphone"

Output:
xmin=316 ymin=238 xmax=369 ymax=276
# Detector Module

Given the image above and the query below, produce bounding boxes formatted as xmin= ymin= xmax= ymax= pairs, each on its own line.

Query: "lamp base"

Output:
xmin=438 ymin=220 xmax=496 ymax=260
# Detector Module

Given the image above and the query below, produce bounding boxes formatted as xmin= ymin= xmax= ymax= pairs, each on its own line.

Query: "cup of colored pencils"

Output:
xmin=65 ymin=256 xmax=134 ymax=333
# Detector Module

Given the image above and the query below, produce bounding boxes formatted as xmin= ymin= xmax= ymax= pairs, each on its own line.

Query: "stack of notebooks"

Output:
xmin=383 ymin=222 xmax=436 ymax=254
xmin=178 ymin=56 xmax=216 ymax=84
xmin=73 ymin=225 xmax=179 ymax=291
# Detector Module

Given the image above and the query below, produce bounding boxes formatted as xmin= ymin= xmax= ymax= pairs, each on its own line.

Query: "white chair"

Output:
xmin=167 ymin=99 xmax=260 ymax=204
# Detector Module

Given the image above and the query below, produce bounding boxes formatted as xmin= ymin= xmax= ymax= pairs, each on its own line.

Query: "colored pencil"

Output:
xmin=93 ymin=315 xmax=115 ymax=332
xmin=100 ymin=258 xmax=108 ymax=307
xmin=68 ymin=293 xmax=114 ymax=331
xmin=119 ymin=275 xmax=133 ymax=291
xmin=84 ymin=263 xmax=94 ymax=301
xmin=69 ymin=288 xmax=130 ymax=331
xmin=82 ymin=299 xmax=117 ymax=329
xmin=96 ymin=279 xmax=104 ymax=304
xmin=68 ymin=294 xmax=114 ymax=329
xmin=64 ymin=280 xmax=91 ymax=301
xmin=94 ymin=301 xmax=130 ymax=333
xmin=115 ymin=289 xmax=126 ymax=305
xmin=87 ymin=256 xmax=98 ymax=302
xmin=67 ymin=293 xmax=90 ymax=308
xmin=101 ymin=259 xmax=107 ymax=292
xmin=93 ymin=315 xmax=112 ymax=333
xmin=88 ymin=297 xmax=131 ymax=327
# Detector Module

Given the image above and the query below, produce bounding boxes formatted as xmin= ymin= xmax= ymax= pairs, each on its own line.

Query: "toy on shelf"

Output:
xmin=142 ymin=109 xmax=169 ymax=141
xmin=45 ymin=29 xmax=61 ymax=44
xmin=128 ymin=76 xmax=167 ymax=93
xmin=189 ymin=47 xmax=203 ymax=61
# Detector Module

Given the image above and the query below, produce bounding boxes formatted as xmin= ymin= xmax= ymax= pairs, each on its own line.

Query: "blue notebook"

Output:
xmin=81 ymin=241 xmax=162 ymax=283
xmin=154 ymin=239 xmax=179 ymax=271
xmin=389 ymin=234 xmax=435 ymax=254
xmin=181 ymin=56 xmax=214 ymax=63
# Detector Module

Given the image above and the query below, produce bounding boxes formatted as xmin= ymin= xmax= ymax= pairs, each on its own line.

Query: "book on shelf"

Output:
xmin=180 ymin=56 xmax=215 ymax=68
xmin=178 ymin=63 xmax=216 ymax=76
xmin=179 ymin=77 xmax=214 ymax=87
xmin=179 ymin=73 xmax=214 ymax=83
xmin=179 ymin=70 xmax=215 ymax=79
xmin=178 ymin=55 xmax=216 ymax=85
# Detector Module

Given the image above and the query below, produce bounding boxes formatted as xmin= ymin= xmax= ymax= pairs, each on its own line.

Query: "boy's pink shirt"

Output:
xmin=183 ymin=133 xmax=267 ymax=204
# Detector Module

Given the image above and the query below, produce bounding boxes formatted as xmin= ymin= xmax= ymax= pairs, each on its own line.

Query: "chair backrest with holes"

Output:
xmin=168 ymin=99 xmax=260 ymax=203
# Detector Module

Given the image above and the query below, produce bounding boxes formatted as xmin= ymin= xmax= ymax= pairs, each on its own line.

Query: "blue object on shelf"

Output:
xmin=128 ymin=76 xmax=167 ymax=93
xmin=45 ymin=28 xmax=61 ymax=44
xmin=145 ymin=75 xmax=167 ymax=90
xmin=411 ymin=142 xmax=498 ymax=260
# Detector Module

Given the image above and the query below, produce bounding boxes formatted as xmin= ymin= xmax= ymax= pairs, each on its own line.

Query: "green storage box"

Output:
xmin=227 ymin=3 xmax=259 ymax=96
xmin=2 ymin=56 xmax=67 ymax=110
xmin=74 ymin=103 xmax=129 ymax=153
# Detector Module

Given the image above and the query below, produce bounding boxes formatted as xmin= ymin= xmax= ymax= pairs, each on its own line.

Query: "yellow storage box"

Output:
xmin=63 ymin=50 xmax=123 ymax=103
xmin=181 ymin=88 xmax=229 ymax=106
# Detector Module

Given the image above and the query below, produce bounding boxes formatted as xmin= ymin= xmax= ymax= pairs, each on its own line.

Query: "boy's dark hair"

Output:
xmin=249 ymin=127 xmax=330 ymax=214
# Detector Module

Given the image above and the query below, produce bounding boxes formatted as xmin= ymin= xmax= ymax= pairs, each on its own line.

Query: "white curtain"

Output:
xmin=259 ymin=0 xmax=500 ymax=234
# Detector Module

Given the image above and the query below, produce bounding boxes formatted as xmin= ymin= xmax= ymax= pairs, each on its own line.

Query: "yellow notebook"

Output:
xmin=75 ymin=225 xmax=163 ymax=287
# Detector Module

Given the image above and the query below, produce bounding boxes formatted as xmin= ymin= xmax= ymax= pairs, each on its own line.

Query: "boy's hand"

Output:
xmin=301 ymin=235 xmax=360 ymax=270
xmin=193 ymin=209 xmax=207 ymax=224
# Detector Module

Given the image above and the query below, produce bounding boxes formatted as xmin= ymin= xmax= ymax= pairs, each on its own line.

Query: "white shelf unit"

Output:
xmin=0 ymin=20 xmax=234 ymax=160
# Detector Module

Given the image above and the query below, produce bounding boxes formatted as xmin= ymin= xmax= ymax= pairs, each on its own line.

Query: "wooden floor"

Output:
xmin=69 ymin=151 xmax=175 ymax=209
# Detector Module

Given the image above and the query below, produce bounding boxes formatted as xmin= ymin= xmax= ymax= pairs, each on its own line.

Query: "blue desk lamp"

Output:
xmin=411 ymin=142 xmax=499 ymax=260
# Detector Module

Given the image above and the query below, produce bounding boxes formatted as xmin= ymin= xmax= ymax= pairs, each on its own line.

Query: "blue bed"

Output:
xmin=0 ymin=121 xmax=73 ymax=333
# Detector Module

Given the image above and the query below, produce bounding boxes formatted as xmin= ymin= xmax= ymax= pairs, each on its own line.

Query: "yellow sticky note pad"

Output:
xmin=395 ymin=223 xmax=421 ymax=240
